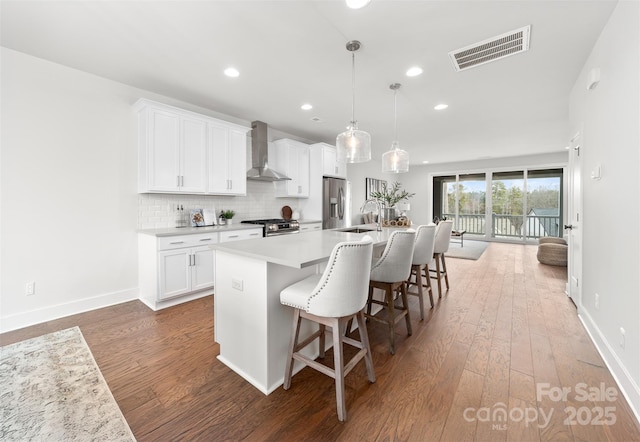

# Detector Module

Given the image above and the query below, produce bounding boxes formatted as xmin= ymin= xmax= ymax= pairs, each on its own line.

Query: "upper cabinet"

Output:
xmin=208 ymin=122 xmax=248 ymax=195
xmin=135 ymin=99 xmax=250 ymax=195
xmin=312 ymin=143 xmax=347 ymax=179
xmin=270 ymin=139 xmax=310 ymax=198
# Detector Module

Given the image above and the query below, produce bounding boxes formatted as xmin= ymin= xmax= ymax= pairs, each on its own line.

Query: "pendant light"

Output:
xmin=381 ymin=83 xmax=409 ymax=173
xmin=336 ymin=40 xmax=371 ymax=163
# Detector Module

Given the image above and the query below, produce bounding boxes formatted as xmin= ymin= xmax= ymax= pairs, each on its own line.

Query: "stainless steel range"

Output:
xmin=241 ymin=218 xmax=300 ymax=237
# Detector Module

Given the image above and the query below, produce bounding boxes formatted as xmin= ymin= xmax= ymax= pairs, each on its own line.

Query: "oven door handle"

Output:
xmin=267 ymin=230 xmax=300 ymax=237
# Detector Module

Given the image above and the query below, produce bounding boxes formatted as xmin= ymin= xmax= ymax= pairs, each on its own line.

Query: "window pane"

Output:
xmin=492 ymin=171 xmax=524 ymax=239
xmin=458 ymin=173 xmax=486 ymax=234
xmin=526 ymin=169 xmax=562 ymax=238
xmin=433 ymin=175 xmax=455 ymax=222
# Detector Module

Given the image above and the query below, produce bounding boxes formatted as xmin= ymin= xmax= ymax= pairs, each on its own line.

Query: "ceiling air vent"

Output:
xmin=448 ymin=25 xmax=531 ymax=72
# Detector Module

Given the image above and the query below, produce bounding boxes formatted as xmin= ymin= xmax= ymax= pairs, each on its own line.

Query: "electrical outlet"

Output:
xmin=232 ymin=278 xmax=243 ymax=291
xmin=594 ymin=293 xmax=600 ymax=310
xmin=620 ymin=327 xmax=626 ymax=349
xmin=26 ymin=281 xmax=35 ymax=296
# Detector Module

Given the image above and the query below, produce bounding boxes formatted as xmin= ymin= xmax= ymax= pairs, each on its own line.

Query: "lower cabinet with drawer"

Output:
xmin=139 ymin=231 xmax=219 ymax=310
xmin=219 ymin=228 xmax=262 ymax=243
xmin=300 ymin=222 xmax=322 ymax=233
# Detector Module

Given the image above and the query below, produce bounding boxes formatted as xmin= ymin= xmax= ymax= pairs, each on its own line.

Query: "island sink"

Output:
xmin=338 ymin=227 xmax=375 ymax=233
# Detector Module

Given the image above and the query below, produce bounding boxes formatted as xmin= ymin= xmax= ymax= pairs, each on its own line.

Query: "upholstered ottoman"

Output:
xmin=537 ymin=237 xmax=568 ymax=266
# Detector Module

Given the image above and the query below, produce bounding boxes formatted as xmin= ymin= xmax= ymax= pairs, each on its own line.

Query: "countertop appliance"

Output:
xmin=241 ymin=218 xmax=300 ymax=237
xmin=323 ymin=177 xmax=347 ymax=230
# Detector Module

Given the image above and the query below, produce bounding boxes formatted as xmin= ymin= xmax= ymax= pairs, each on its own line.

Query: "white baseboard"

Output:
xmin=578 ymin=308 xmax=640 ymax=426
xmin=0 ymin=287 xmax=139 ymax=334
xmin=138 ymin=289 xmax=213 ymax=311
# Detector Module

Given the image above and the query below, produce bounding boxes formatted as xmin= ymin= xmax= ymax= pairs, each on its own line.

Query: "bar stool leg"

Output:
xmin=414 ymin=266 xmax=425 ymax=320
xmin=400 ymin=282 xmax=412 ymax=336
xmin=424 ymin=265 xmax=434 ymax=307
xmin=441 ymin=254 xmax=449 ymax=290
xmin=434 ymin=254 xmax=443 ymax=297
xmin=284 ymin=309 xmax=302 ymax=390
xmin=331 ymin=317 xmax=346 ymax=421
xmin=355 ymin=311 xmax=376 ymax=383
xmin=385 ymin=286 xmax=397 ymax=355
xmin=319 ymin=324 xmax=326 ymax=359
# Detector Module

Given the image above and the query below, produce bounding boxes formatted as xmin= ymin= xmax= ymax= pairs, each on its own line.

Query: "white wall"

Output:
xmin=0 ymin=48 xmax=312 ymax=332
xmin=568 ymin=1 xmax=640 ymax=418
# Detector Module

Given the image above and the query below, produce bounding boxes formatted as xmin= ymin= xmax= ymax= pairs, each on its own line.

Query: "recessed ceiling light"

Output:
xmin=346 ymin=0 xmax=371 ymax=9
xmin=434 ymin=104 xmax=448 ymax=110
xmin=301 ymin=104 xmax=313 ymax=110
xmin=406 ymin=67 xmax=423 ymax=77
xmin=422 ymin=160 xmax=429 ymax=164
xmin=224 ymin=67 xmax=239 ymax=78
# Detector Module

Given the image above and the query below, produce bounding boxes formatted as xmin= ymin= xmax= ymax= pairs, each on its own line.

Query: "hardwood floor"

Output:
xmin=2 ymin=242 xmax=639 ymax=441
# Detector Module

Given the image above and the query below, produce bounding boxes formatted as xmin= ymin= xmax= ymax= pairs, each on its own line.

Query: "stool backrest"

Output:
xmin=434 ymin=220 xmax=453 ymax=254
xmin=412 ymin=224 xmax=436 ymax=265
xmin=307 ymin=237 xmax=374 ymax=317
xmin=370 ymin=229 xmax=416 ymax=283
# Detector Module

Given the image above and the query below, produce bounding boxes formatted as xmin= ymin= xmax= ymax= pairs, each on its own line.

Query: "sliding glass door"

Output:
xmin=458 ymin=173 xmax=486 ymax=234
xmin=491 ymin=171 xmax=525 ymax=240
xmin=433 ymin=168 xmax=563 ymax=242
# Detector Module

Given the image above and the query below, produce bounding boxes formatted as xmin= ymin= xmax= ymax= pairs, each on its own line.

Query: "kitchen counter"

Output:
xmin=212 ymin=224 xmax=409 ymax=395
xmin=138 ymin=223 xmax=261 ymax=237
xmin=212 ymin=224 xmax=400 ymax=269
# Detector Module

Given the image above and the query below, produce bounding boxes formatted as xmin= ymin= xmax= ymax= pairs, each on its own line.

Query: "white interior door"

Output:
xmin=567 ymin=130 xmax=583 ymax=305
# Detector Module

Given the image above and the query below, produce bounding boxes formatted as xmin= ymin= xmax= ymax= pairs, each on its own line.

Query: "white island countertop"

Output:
xmin=211 ymin=224 xmax=408 ymax=269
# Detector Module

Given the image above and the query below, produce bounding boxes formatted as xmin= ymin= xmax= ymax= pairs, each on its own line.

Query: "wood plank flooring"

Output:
xmin=2 ymin=242 xmax=640 ymax=441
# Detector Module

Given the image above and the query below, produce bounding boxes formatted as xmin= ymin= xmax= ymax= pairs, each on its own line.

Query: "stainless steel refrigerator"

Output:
xmin=323 ymin=177 xmax=347 ymax=229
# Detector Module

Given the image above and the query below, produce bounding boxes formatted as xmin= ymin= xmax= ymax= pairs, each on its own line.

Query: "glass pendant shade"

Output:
xmin=337 ymin=40 xmax=371 ymax=164
xmin=382 ymin=83 xmax=409 ymax=173
xmin=382 ymin=141 xmax=410 ymax=173
xmin=336 ymin=123 xmax=371 ymax=163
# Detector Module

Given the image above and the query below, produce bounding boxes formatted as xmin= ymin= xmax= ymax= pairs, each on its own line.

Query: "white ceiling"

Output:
xmin=1 ymin=0 xmax=617 ymax=165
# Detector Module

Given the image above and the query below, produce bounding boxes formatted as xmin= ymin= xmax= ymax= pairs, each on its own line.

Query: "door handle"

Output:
xmin=564 ymin=224 xmax=574 ymax=230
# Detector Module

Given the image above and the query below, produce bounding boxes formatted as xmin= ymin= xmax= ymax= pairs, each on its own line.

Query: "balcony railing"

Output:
xmin=442 ymin=213 xmax=561 ymax=239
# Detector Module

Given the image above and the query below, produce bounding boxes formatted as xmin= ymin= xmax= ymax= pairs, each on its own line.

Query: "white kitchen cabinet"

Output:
xmin=135 ymin=98 xmax=250 ymax=196
xmin=311 ymin=143 xmax=347 ymax=179
xmin=139 ymin=231 xmax=218 ymax=309
xmin=136 ymin=101 xmax=207 ymax=193
xmin=299 ymin=222 xmax=322 ymax=233
xmin=219 ymin=228 xmax=262 ymax=242
xmin=207 ymin=121 xmax=250 ymax=195
xmin=271 ymin=139 xmax=310 ymax=197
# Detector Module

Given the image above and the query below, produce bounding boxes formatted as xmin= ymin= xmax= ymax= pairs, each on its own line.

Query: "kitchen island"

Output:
xmin=212 ymin=225 xmax=405 ymax=394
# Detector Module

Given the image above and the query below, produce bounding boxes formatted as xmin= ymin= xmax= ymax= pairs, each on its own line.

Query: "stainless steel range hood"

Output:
xmin=247 ymin=121 xmax=291 ymax=181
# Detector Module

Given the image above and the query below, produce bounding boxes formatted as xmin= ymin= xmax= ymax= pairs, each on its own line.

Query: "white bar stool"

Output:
xmin=430 ymin=220 xmax=453 ymax=297
xmin=366 ymin=229 xmax=416 ymax=354
xmin=280 ymin=236 xmax=376 ymax=422
xmin=407 ymin=224 xmax=436 ymax=320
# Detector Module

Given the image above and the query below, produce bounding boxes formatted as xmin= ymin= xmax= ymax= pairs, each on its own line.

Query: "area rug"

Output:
xmin=445 ymin=240 xmax=489 ymax=260
xmin=0 ymin=327 xmax=136 ymax=441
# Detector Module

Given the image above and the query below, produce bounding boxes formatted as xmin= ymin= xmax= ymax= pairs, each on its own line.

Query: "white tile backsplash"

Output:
xmin=137 ymin=181 xmax=302 ymax=229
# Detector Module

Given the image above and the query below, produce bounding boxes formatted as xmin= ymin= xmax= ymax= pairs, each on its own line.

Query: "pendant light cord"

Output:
xmin=351 ymin=51 xmax=356 ymax=126
xmin=393 ymin=87 xmax=398 ymax=143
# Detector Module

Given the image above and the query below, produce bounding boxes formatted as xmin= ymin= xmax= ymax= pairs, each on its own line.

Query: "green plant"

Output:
xmin=369 ymin=181 xmax=415 ymax=207
xmin=223 ymin=210 xmax=235 ymax=219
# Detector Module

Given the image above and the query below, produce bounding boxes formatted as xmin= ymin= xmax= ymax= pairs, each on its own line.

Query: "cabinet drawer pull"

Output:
xmin=249 ymin=233 xmax=260 ymax=236
xmin=169 ymin=241 xmax=185 ymax=245
xmin=228 ymin=235 xmax=239 ymax=238
xmin=199 ymin=238 xmax=212 ymax=241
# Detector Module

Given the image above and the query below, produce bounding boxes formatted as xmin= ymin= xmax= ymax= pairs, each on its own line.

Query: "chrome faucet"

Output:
xmin=360 ymin=199 xmax=383 ymax=231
